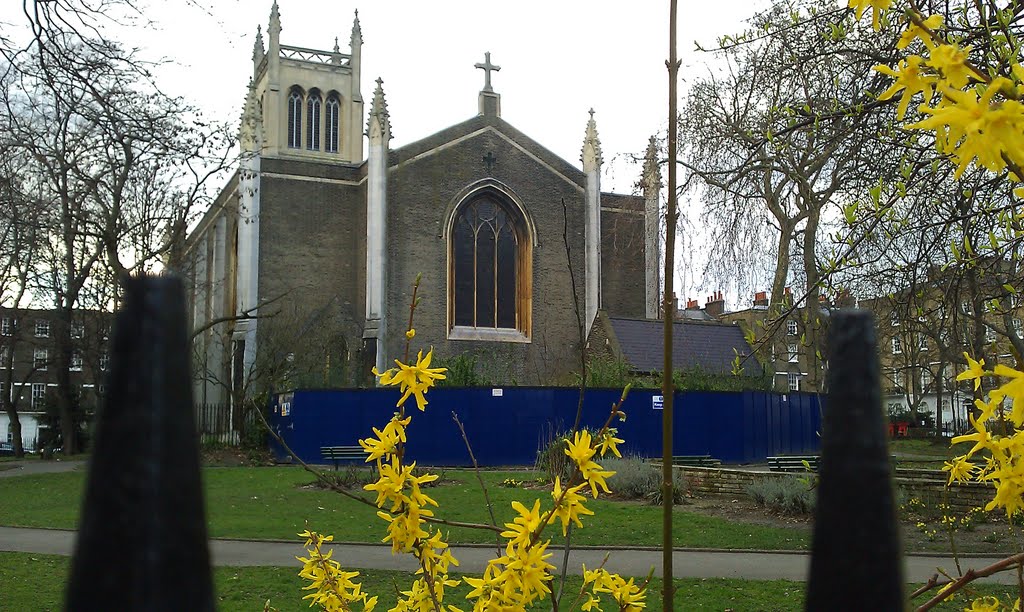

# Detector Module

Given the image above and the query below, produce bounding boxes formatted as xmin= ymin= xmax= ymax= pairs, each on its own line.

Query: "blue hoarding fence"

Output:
xmin=268 ymin=387 xmax=821 ymax=466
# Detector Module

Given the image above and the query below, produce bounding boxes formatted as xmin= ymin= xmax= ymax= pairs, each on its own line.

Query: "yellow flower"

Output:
xmin=955 ymin=353 xmax=987 ymax=391
xmin=551 ymin=476 xmax=594 ymax=535
xmin=896 ymin=14 xmax=943 ymax=50
xmin=942 ymin=456 xmax=977 ymax=484
xmin=597 ymin=429 xmax=625 ymax=458
xmin=565 ymin=430 xmax=597 ymax=467
xmin=966 ymin=596 xmax=1003 ymax=612
xmin=501 ymin=499 xmax=544 ymax=548
xmin=874 ymin=55 xmax=935 ymax=119
xmin=405 ymin=328 xmax=415 ymax=340
xmin=848 ymin=0 xmax=892 ymax=31
xmin=372 ymin=348 xmax=447 ymax=411
xmin=926 ymin=43 xmax=974 ymax=88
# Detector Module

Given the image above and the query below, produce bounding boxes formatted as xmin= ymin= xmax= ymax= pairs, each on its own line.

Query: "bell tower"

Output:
xmin=240 ymin=2 xmax=364 ymax=162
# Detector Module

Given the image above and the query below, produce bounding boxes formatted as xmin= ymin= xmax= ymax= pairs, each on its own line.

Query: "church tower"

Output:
xmin=240 ymin=2 xmax=364 ymax=161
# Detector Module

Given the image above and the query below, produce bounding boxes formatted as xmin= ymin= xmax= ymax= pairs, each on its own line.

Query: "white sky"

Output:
xmin=1 ymin=0 xmax=771 ymax=305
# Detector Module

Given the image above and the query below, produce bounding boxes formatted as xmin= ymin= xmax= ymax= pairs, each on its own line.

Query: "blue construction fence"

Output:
xmin=267 ymin=387 xmax=821 ymax=467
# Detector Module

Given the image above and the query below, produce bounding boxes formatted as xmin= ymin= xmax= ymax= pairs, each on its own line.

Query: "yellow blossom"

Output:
xmin=405 ymin=328 xmax=415 ymax=340
xmin=955 ymin=353 xmax=987 ymax=391
xmin=501 ymin=499 xmax=544 ymax=548
xmin=875 ymin=55 xmax=935 ymax=119
xmin=926 ymin=43 xmax=974 ymax=88
xmin=942 ymin=456 xmax=977 ymax=484
xmin=551 ymin=476 xmax=594 ymax=535
xmin=848 ymin=0 xmax=892 ymax=31
xmin=896 ymin=14 xmax=943 ymax=50
xmin=597 ymin=429 xmax=625 ymax=458
xmin=372 ymin=348 xmax=447 ymax=411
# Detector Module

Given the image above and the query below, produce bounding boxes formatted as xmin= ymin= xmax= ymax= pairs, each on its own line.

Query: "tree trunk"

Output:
xmin=3 ymin=398 xmax=25 ymax=457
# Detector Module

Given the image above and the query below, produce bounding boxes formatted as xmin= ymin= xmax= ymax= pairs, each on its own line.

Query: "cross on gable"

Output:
xmin=483 ymin=152 xmax=497 ymax=172
xmin=474 ymin=52 xmax=501 ymax=92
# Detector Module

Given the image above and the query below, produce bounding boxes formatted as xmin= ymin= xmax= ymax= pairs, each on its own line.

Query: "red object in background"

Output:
xmin=896 ymin=422 xmax=909 ymax=437
xmin=888 ymin=423 xmax=895 ymax=437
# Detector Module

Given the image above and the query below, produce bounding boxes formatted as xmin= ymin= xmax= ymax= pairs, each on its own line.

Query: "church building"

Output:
xmin=184 ymin=3 xmax=662 ymax=403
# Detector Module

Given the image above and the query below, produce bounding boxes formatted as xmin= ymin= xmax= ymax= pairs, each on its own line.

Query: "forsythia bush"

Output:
xmin=853 ymin=1 xmax=1024 ymax=609
xmin=294 ymin=297 xmax=643 ymax=611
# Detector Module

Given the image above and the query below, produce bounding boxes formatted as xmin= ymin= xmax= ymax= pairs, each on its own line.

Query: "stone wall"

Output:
xmin=675 ymin=465 xmax=994 ymax=515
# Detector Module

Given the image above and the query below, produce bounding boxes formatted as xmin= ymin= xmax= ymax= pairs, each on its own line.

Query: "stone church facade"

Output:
xmin=184 ymin=3 xmax=662 ymax=404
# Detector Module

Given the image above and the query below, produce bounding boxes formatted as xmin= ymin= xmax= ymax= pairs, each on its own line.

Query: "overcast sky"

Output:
xmin=1 ymin=0 xmax=773 ymax=303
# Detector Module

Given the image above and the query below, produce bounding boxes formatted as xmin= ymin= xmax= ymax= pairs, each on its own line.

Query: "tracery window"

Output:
xmin=325 ymin=94 xmax=340 ymax=153
xmin=287 ymin=88 xmax=303 ymax=149
xmin=450 ymin=193 xmax=529 ymax=334
xmin=306 ymin=89 xmax=321 ymax=151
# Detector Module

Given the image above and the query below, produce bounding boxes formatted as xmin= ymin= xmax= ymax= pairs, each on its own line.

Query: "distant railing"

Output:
xmin=194 ymin=402 xmax=256 ymax=446
xmin=65 ymin=275 xmax=906 ymax=610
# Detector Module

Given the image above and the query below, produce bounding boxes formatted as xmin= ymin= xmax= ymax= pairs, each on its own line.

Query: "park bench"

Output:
xmin=767 ymin=455 xmax=820 ymax=472
xmin=320 ymin=445 xmax=364 ymax=470
xmin=671 ymin=455 xmax=722 ymax=468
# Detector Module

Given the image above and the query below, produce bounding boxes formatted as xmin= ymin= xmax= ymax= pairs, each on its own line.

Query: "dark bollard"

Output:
xmin=806 ymin=310 xmax=904 ymax=611
xmin=66 ymin=276 xmax=214 ymax=611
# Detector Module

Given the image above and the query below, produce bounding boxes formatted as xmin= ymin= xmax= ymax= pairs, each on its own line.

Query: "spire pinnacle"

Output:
xmin=367 ymin=77 xmax=391 ymax=141
xmin=333 ymin=37 xmax=340 ymax=53
xmin=253 ymin=25 xmax=265 ymax=63
xmin=269 ymin=1 xmax=281 ymax=37
xmin=351 ymin=9 xmax=362 ymax=45
xmin=643 ymin=135 xmax=661 ymax=190
xmin=581 ymin=109 xmax=603 ymax=170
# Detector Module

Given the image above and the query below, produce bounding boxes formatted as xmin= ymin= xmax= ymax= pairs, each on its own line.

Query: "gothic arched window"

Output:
xmin=325 ymin=93 xmax=340 ymax=153
xmin=450 ymin=193 xmax=530 ymax=335
xmin=306 ymin=89 xmax=321 ymax=151
xmin=287 ymin=88 xmax=303 ymax=149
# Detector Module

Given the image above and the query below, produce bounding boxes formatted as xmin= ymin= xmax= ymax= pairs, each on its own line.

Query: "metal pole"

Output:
xmin=66 ymin=275 xmax=214 ymax=611
xmin=806 ymin=310 xmax=904 ymax=610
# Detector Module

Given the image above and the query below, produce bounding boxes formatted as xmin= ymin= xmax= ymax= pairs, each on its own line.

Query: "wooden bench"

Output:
xmin=320 ymin=445 xmax=364 ymax=470
xmin=671 ymin=455 xmax=722 ymax=468
xmin=767 ymin=455 xmax=820 ymax=472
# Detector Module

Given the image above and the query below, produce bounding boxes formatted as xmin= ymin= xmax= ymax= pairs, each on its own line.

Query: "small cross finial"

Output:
xmin=589 ymin=108 xmax=595 ymax=119
xmin=474 ymin=51 xmax=501 ymax=93
xmin=483 ymin=152 xmax=497 ymax=172
xmin=333 ymin=37 xmax=340 ymax=53
xmin=376 ymin=77 xmax=384 ymax=87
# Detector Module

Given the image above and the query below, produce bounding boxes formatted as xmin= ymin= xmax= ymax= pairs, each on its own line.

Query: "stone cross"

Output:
xmin=483 ymin=152 xmax=497 ymax=172
xmin=475 ymin=52 xmax=501 ymax=92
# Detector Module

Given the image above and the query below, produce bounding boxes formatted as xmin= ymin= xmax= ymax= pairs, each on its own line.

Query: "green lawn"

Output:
xmin=0 ymin=467 xmax=809 ymax=550
xmin=0 ymin=551 xmax=1007 ymax=611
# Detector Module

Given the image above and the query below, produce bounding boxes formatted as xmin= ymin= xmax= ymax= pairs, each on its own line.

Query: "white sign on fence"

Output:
xmin=652 ymin=395 xmax=664 ymax=410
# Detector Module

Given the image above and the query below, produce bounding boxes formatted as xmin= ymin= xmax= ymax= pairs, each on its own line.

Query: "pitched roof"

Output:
xmin=607 ymin=316 xmax=762 ymax=376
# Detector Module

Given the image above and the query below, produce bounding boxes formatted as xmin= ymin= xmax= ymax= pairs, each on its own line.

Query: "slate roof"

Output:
xmin=607 ymin=317 xmax=762 ymax=376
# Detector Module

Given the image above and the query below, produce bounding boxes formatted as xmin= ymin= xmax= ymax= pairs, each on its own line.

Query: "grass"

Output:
xmin=0 ymin=467 xmax=809 ymax=550
xmin=0 ymin=551 xmax=1010 ymax=611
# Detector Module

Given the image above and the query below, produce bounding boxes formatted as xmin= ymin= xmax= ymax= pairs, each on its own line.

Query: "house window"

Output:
xmin=33 ymin=348 xmax=47 ymax=371
xmin=35 ymin=320 xmax=49 ymax=338
xmin=449 ymin=192 xmax=530 ymax=334
xmin=921 ymin=369 xmax=931 ymax=390
xmin=961 ymin=301 xmax=972 ymax=315
xmin=786 ymin=320 xmax=798 ymax=335
xmin=306 ymin=89 xmax=321 ymax=151
xmin=1015 ymin=318 xmax=1023 ymax=336
xmin=71 ymin=322 xmax=84 ymax=339
xmin=70 ymin=351 xmax=83 ymax=372
xmin=287 ymin=87 xmax=303 ymax=149
xmin=786 ymin=343 xmax=798 ymax=363
xmin=99 ymin=353 xmax=109 ymax=371
xmin=891 ymin=313 xmax=900 ymax=327
xmin=918 ymin=333 xmax=927 ymax=350
xmin=31 ymin=383 xmax=45 ymax=409
xmin=891 ymin=368 xmax=903 ymax=390
xmin=787 ymin=372 xmax=800 ymax=392
xmin=986 ymin=325 xmax=997 ymax=343
xmin=892 ymin=336 xmax=902 ymax=354
xmin=325 ymin=94 xmax=340 ymax=153
xmin=0 ymin=345 xmax=8 ymax=366
xmin=1 ymin=317 xmax=12 ymax=336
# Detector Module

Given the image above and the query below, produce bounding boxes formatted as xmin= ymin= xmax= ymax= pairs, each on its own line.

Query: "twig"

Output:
xmin=452 ymin=411 xmax=502 ymax=554
xmin=916 ymin=552 xmax=1024 ymax=611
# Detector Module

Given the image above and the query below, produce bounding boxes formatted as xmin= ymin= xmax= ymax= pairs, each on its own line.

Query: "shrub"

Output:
xmin=605 ymin=456 xmax=689 ymax=504
xmin=747 ymin=476 xmax=816 ymax=515
xmin=534 ymin=430 xmax=576 ymax=483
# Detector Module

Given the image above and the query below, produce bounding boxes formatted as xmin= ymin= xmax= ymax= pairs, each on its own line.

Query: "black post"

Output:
xmin=66 ymin=276 xmax=214 ymax=611
xmin=806 ymin=310 xmax=904 ymax=611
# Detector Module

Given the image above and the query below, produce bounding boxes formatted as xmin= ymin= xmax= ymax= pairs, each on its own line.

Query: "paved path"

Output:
xmin=0 ymin=459 xmax=86 ymax=478
xmin=0 ymin=526 xmax=1014 ymax=584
